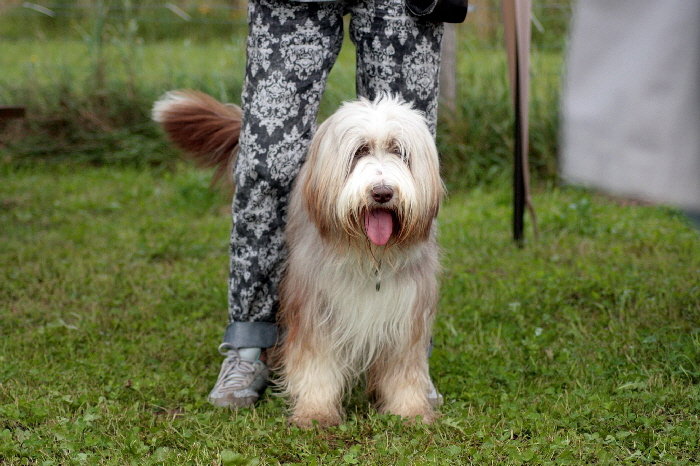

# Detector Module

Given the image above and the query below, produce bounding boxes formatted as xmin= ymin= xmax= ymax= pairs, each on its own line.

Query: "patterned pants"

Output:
xmin=224 ymin=0 xmax=444 ymax=348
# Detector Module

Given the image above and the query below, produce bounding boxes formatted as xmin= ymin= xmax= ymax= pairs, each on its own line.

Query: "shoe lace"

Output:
xmin=217 ymin=343 xmax=258 ymax=388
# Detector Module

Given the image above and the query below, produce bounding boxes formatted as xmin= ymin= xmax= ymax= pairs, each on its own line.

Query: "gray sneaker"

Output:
xmin=207 ymin=343 xmax=270 ymax=408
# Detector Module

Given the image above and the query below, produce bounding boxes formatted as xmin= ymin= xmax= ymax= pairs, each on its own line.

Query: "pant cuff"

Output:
xmin=223 ymin=321 xmax=278 ymax=348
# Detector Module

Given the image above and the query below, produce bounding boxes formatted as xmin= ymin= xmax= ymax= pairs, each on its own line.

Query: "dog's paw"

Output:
xmin=290 ymin=409 xmax=343 ymax=429
xmin=413 ymin=408 xmax=438 ymax=425
xmin=377 ymin=404 xmax=437 ymax=425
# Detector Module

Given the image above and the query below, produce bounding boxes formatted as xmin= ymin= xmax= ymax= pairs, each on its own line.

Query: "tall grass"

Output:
xmin=438 ymin=47 xmax=562 ymax=189
xmin=0 ymin=3 xmax=567 ymax=189
xmin=0 ymin=1 xmax=249 ymax=42
xmin=0 ymin=39 xmax=247 ymax=167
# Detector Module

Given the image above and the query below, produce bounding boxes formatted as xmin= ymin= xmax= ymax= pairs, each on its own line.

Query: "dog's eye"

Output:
xmin=388 ymin=143 xmax=410 ymax=167
xmin=388 ymin=141 xmax=404 ymax=157
xmin=354 ymin=144 xmax=371 ymax=158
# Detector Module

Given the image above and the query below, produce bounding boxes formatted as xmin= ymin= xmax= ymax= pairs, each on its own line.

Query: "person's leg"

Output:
xmin=210 ymin=0 xmax=345 ymax=408
xmin=349 ymin=0 xmax=444 ymax=134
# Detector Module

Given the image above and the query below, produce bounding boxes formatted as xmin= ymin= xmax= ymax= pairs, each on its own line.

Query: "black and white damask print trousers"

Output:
xmin=223 ymin=0 xmax=444 ymax=349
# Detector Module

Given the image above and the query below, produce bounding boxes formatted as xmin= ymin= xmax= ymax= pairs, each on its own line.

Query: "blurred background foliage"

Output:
xmin=0 ymin=0 xmax=572 ymax=190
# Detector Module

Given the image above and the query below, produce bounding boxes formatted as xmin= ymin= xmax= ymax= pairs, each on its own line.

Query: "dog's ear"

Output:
xmin=418 ymin=138 xmax=445 ymax=236
xmin=395 ymin=126 xmax=445 ymax=245
xmin=415 ymin=118 xmax=445 ymax=216
xmin=301 ymin=121 xmax=336 ymax=238
xmin=423 ymin=152 xmax=445 ymax=220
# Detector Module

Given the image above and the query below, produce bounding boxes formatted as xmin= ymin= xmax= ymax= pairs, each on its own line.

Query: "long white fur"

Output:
xmin=279 ymin=95 xmax=443 ymax=427
xmin=151 ymin=90 xmax=191 ymax=123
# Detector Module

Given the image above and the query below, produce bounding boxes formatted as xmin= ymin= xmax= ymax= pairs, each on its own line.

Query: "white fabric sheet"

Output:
xmin=560 ymin=0 xmax=700 ymax=213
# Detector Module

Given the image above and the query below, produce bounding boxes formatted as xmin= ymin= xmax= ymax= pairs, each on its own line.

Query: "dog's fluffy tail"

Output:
xmin=152 ymin=90 xmax=241 ymax=188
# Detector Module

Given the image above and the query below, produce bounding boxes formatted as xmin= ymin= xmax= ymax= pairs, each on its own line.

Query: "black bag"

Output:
xmin=406 ymin=0 xmax=468 ymax=23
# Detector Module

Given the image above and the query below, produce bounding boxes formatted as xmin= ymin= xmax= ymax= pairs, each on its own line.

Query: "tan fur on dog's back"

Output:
xmin=152 ymin=90 xmax=241 ymax=188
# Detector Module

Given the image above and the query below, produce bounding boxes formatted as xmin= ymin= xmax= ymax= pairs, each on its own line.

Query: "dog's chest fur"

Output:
xmin=283 ymin=202 xmax=438 ymax=366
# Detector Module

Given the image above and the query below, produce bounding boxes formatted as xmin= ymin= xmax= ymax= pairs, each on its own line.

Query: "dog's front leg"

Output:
xmin=370 ymin=342 xmax=435 ymax=424
xmin=283 ymin=341 xmax=345 ymax=429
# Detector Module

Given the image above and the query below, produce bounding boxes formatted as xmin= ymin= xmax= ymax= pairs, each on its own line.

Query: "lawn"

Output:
xmin=1 ymin=163 xmax=699 ymax=465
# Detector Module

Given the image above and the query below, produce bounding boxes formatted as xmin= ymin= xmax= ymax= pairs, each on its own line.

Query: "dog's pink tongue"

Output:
xmin=365 ymin=210 xmax=393 ymax=246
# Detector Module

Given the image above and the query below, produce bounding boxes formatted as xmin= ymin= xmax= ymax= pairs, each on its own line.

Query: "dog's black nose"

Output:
xmin=372 ymin=186 xmax=394 ymax=204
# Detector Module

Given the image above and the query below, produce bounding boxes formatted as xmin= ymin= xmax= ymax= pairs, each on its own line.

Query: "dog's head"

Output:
xmin=300 ymin=95 xmax=444 ymax=248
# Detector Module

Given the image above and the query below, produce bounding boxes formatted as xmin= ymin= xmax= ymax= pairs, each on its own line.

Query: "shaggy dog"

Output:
xmin=153 ymin=91 xmax=444 ymax=428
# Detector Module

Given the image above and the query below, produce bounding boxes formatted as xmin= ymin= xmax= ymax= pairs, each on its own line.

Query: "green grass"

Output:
xmin=0 ymin=1 xmax=570 ymax=191
xmin=0 ymin=36 xmax=355 ymax=169
xmin=0 ymin=38 xmax=249 ymax=168
xmin=0 ymin=1 xmax=249 ymax=43
xmin=2 ymin=163 xmax=699 ymax=465
xmin=0 ymin=35 xmax=560 ymax=189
